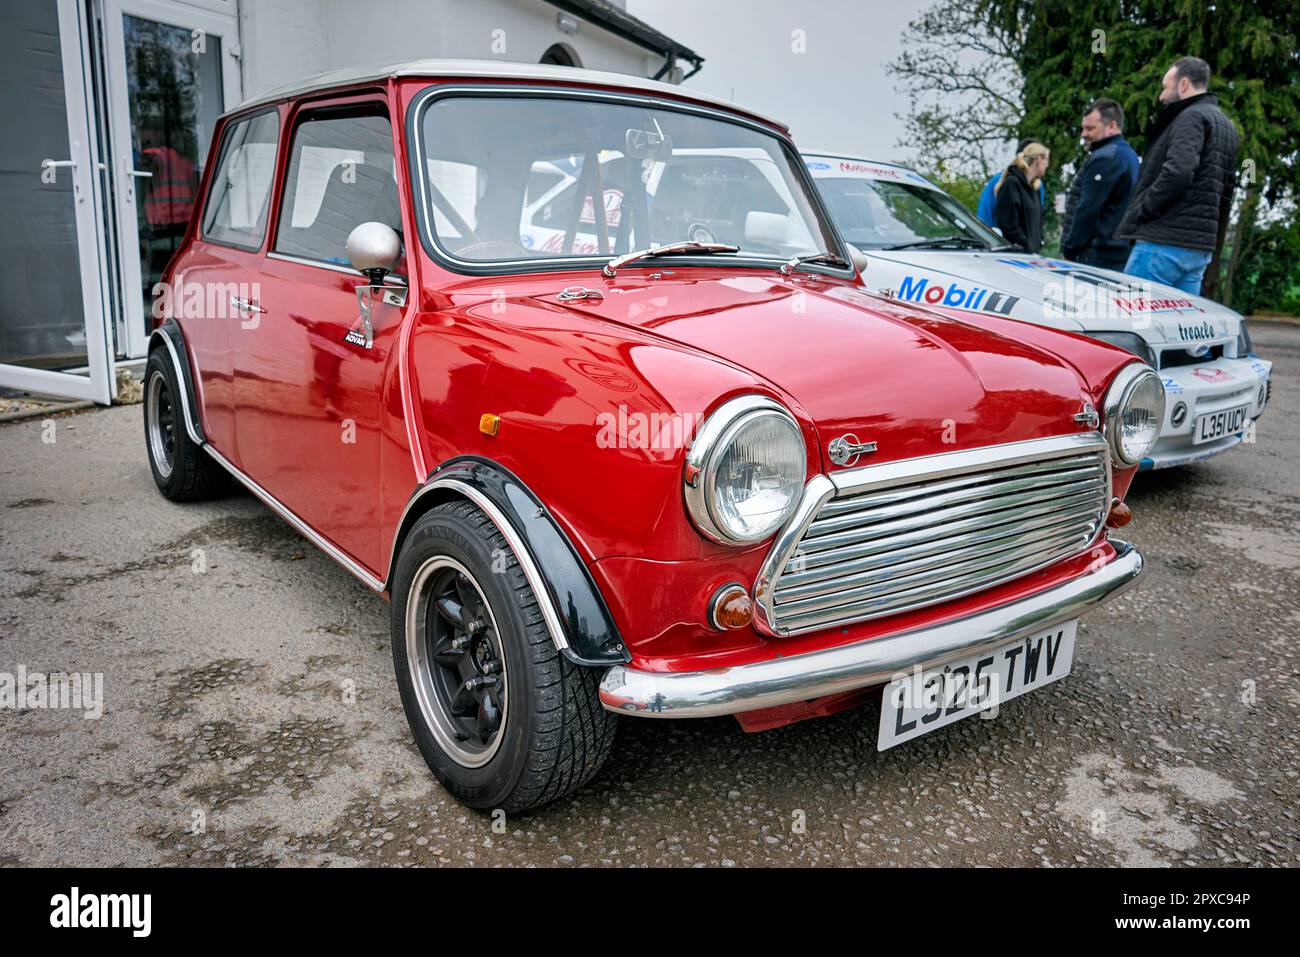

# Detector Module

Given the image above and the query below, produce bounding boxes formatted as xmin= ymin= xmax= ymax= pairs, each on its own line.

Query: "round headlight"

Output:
xmin=1103 ymin=364 xmax=1166 ymax=466
xmin=685 ymin=396 xmax=807 ymax=544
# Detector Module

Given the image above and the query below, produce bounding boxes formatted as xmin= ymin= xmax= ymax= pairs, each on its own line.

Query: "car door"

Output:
xmin=172 ymin=107 xmax=282 ymax=460
xmin=232 ymin=96 xmax=405 ymax=576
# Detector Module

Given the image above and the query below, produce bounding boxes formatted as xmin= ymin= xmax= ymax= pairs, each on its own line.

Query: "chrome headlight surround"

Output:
xmin=684 ymin=395 xmax=807 ymax=545
xmin=1103 ymin=363 xmax=1166 ymax=467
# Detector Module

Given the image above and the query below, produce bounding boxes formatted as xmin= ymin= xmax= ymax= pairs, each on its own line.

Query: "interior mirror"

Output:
xmin=849 ymin=245 xmax=870 ymax=273
xmin=625 ymin=128 xmax=674 ymax=163
xmin=346 ymin=222 xmax=401 ymax=284
xmin=744 ymin=210 xmax=795 ymax=249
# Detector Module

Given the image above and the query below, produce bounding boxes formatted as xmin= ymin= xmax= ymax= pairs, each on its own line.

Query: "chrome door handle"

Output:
xmin=229 ymin=297 xmax=266 ymax=314
xmin=41 ymin=159 xmax=77 ymax=170
xmin=126 ymin=169 xmax=153 ymax=178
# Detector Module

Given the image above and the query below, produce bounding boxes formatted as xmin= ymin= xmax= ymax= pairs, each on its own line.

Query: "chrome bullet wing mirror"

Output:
xmin=346 ymin=222 xmax=401 ymax=284
xmin=344 ymin=222 xmax=403 ymax=351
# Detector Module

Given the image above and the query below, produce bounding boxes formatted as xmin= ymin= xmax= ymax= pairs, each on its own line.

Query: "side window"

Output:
xmin=274 ymin=110 xmax=398 ymax=264
xmin=201 ymin=111 xmax=280 ymax=249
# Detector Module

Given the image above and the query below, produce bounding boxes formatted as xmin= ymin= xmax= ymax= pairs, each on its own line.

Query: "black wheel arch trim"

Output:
xmin=147 ymin=331 xmax=628 ymax=666
xmin=388 ymin=456 xmax=630 ymax=667
xmin=148 ymin=319 xmax=206 ymax=446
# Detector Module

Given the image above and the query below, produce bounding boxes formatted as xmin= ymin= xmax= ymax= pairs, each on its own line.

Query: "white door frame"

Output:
xmin=101 ymin=0 xmax=243 ymax=360
xmin=0 ymin=0 xmax=116 ymax=405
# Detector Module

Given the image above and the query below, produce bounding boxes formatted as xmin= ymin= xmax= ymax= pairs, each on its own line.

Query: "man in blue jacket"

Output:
xmin=1061 ymin=98 xmax=1140 ymax=270
xmin=977 ymin=138 xmax=1045 ymax=226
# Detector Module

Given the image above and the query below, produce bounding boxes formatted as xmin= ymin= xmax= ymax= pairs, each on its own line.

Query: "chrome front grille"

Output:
xmin=754 ymin=434 xmax=1110 ymax=637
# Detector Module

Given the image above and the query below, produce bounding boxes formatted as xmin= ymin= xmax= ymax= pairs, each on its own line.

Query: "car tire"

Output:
xmin=143 ymin=349 xmax=227 ymax=501
xmin=391 ymin=500 xmax=617 ymax=812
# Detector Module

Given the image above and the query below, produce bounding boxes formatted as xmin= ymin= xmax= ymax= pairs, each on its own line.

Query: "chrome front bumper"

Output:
xmin=599 ymin=541 xmax=1144 ymax=718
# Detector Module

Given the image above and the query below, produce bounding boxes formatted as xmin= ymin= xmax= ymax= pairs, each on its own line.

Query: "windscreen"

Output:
xmin=813 ymin=170 xmax=1006 ymax=250
xmin=417 ymin=94 xmax=842 ymax=266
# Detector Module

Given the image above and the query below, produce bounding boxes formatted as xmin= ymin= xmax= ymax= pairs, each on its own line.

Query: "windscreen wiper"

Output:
xmin=779 ymin=252 xmax=851 ymax=275
xmin=602 ymin=241 xmax=739 ymax=277
xmin=883 ymin=236 xmax=990 ymax=250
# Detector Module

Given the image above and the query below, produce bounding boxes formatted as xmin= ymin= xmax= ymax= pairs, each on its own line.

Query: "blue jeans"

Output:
xmin=1124 ymin=241 xmax=1213 ymax=295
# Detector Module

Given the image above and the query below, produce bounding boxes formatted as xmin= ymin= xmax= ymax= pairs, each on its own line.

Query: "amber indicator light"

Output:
xmin=709 ymin=583 xmax=753 ymax=631
xmin=479 ymin=413 xmax=502 ymax=437
xmin=1106 ymin=500 xmax=1132 ymax=528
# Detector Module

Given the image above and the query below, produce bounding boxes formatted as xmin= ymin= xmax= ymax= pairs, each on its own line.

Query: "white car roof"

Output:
xmin=233 ymin=58 xmax=786 ymax=130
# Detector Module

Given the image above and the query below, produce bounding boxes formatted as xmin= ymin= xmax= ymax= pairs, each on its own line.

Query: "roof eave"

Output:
xmin=541 ymin=0 xmax=704 ymax=76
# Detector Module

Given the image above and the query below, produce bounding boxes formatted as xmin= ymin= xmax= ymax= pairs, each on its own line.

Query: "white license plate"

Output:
xmin=1194 ymin=404 xmax=1249 ymax=444
xmin=877 ymin=620 xmax=1077 ymax=750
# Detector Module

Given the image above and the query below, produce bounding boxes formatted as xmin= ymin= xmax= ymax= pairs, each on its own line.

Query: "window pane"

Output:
xmin=274 ymin=112 xmax=397 ymax=264
xmin=0 ymin=0 xmax=88 ymax=371
xmin=124 ymin=13 xmax=224 ymax=335
xmin=201 ymin=111 xmax=280 ymax=248
xmin=419 ymin=96 xmax=837 ymax=264
xmin=815 ymin=177 xmax=1003 ymax=250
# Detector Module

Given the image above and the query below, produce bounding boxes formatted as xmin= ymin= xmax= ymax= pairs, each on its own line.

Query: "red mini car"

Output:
xmin=144 ymin=60 xmax=1162 ymax=811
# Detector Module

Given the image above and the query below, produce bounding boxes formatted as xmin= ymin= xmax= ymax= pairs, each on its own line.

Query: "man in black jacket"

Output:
xmin=1115 ymin=56 xmax=1240 ymax=295
xmin=1061 ymin=98 xmax=1139 ymax=270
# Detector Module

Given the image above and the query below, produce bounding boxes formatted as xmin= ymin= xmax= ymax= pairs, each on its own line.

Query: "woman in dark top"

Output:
xmin=994 ymin=142 xmax=1050 ymax=253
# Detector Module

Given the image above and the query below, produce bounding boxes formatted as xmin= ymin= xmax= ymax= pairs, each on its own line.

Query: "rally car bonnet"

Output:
xmin=864 ymin=249 xmax=1242 ymax=346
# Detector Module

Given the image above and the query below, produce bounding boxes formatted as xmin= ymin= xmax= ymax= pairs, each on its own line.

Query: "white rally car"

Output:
xmin=803 ymin=151 xmax=1273 ymax=470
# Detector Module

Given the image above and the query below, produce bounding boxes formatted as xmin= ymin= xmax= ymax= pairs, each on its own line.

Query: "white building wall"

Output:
xmin=238 ymin=0 xmax=331 ymax=99
xmin=239 ymin=0 xmax=662 ymax=102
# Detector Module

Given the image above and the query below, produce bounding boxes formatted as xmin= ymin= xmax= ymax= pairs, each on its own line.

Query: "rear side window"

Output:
xmin=274 ymin=110 xmax=399 ymax=264
xmin=201 ymin=110 xmax=280 ymax=249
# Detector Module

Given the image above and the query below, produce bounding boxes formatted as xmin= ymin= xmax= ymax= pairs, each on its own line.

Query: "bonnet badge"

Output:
xmin=828 ymin=433 xmax=877 ymax=467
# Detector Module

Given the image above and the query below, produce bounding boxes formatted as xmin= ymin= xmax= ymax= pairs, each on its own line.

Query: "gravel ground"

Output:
xmin=1 ymin=323 xmax=1296 ymax=868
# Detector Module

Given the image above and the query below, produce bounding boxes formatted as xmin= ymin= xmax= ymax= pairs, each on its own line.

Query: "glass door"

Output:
xmin=0 ymin=0 xmax=114 ymax=403
xmin=102 ymin=0 xmax=242 ymax=359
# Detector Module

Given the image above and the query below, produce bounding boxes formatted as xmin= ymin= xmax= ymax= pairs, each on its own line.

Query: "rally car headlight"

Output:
xmin=684 ymin=396 xmax=806 ymax=544
xmin=1089 ymin=331 xmax=1157 ymax=367
xmin=1103 ymin=364 xmax=1166 ymax=467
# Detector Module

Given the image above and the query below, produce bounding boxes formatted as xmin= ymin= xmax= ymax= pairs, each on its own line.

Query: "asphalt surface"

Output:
xmin=1 ymin=322 xmax=1297 ymax=868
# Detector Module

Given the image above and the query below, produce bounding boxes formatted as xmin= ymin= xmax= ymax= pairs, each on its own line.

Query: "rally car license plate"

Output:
xmin=877 ymin=621 xmax=1077 ymax=750
xmin=1194 ymin=404 xmax=1249 ymax=445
